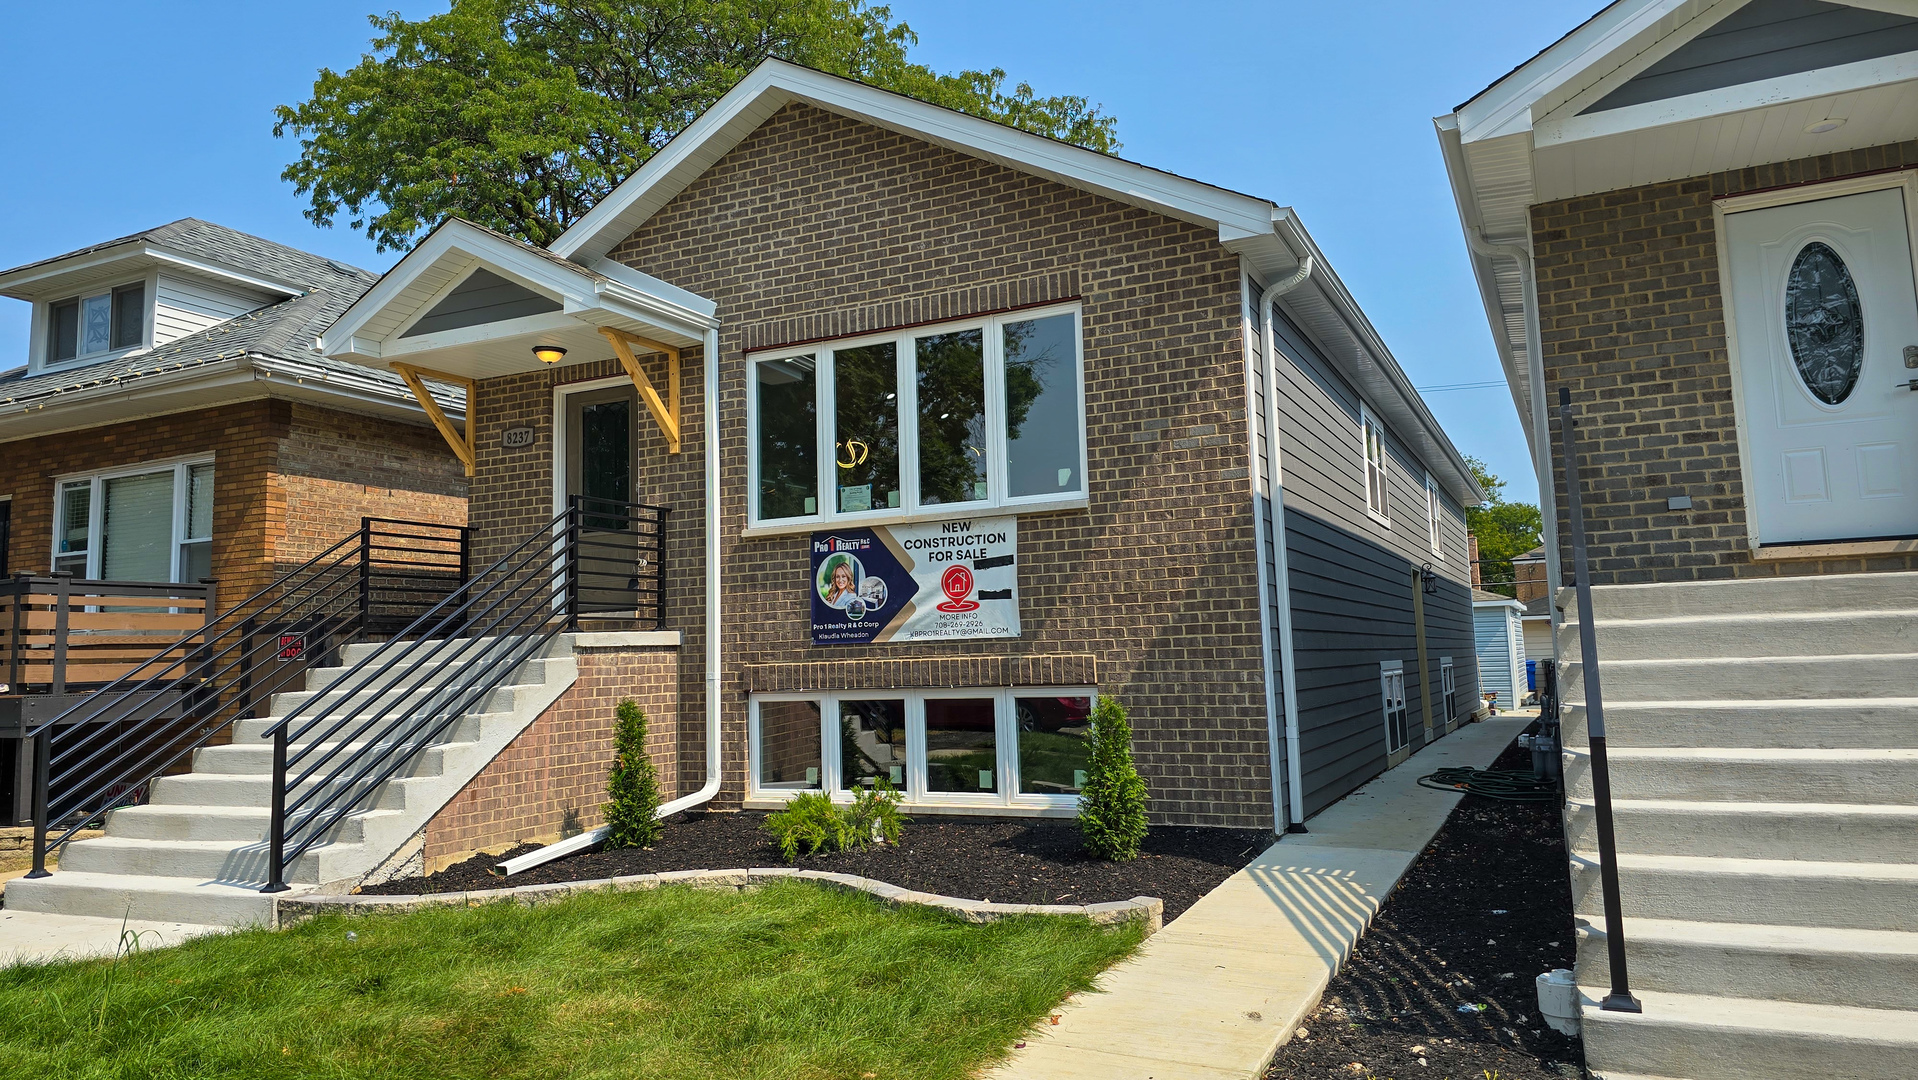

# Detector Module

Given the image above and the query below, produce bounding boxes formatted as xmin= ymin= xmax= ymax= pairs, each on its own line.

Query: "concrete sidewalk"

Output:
xmin=991 ymin=715 xmax=1530 ymax=1080
xmin=0 ymin=909 xmax=227 ymax=967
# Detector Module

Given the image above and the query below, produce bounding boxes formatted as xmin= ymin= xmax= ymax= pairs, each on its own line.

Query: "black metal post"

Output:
xmin=564 ymin=496 xmax=582 ymax=631
xmin=358 ymin=518 xmax=373 ymax=632
xmin=261 ymin=724 xmax=290 ymax=894
xmin=26 ymin=728 xmax=50 ymax=878
xmin=1556 ymin=385 xmax=1642 ymax=1014
xmin=652 ymin=507 xmax=667 ymax=630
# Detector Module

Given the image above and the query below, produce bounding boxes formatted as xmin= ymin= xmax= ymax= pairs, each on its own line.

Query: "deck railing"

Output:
xmin=2 ymin=576 xmax=214 ymax=696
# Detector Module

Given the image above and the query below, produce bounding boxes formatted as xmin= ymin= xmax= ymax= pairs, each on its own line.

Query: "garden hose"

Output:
xmin=1417 ymin=766 xmax=1558 ymax=803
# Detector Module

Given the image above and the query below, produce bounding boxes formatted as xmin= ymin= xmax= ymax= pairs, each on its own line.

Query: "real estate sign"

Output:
xmin=810 ymin=516 xmax=1018 ymax=645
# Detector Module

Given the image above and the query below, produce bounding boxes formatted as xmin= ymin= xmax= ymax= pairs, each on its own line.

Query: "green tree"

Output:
xmin=1078 ymin=695 xmax=1148 ymax=862
xmin=276 ymin=0 xmax=1121 ymax=252
xmin=1464 ymin=455 xmax=1543 ymax=598
xmin=604 ymin=699 xmax=663 ymax=848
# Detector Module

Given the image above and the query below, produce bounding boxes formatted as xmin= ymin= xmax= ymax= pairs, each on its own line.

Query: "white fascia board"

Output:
xmin=1536 ymin=52 xmax=1918 ymax=147
xmin=0 ymin=245 xmax=154 ymax=297
xmin=552 ymin=59 xmax=1277 ymax=263
xmin=591 ymin=259 xmax=717 ymax=321
xmin=1533 ymin=0 xmax=1743 ymax=124
xmin=0 ymin=243 xmax=305 ymax=300
xmin=251 ymin=356 xmax=461 ymax=420
xmin=1457 ymin=0 xmax=1694 ymax=144
xmin=1473 ymin=597 xmax=1526 ymax=612
xmin=144 ymin=247 xmax=304 ymax=298
xmin=0 ymin=361 xmax=257 ymax=441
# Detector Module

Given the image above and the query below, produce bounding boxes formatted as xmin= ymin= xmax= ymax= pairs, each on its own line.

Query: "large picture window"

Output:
xmin=748 ymin=305 xmax=1085 ymax=528
xmin=749 ymin=687 xmax=1095 ymax=809
xmin=54 ymin=459 xmax=213 ymax=582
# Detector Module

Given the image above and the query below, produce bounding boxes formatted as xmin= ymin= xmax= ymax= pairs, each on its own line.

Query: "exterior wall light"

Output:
xmin=533 ymin=345 xmax=568 ymax=364
xmin=1420 ymin=562 xmax=1438 ymax=594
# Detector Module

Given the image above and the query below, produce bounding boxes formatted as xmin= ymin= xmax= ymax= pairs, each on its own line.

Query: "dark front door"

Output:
xmin=564 ymin=386 xmax=642 ymax=615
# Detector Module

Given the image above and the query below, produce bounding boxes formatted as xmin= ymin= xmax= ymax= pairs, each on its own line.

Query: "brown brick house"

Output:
xmin=310 ymin=59 xmax=1483 ymax=854
xmin=1438 ymin=1 xmax=1918 ymax=1070
xmin=0 ymin=219 xmax=468 ymax=822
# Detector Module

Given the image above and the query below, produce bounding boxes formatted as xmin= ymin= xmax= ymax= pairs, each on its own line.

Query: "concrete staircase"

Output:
xmin=4 ymin=637 xmax=576 ymax=927
xmin=1557 ymin=571 xmax=1918 ymax=1080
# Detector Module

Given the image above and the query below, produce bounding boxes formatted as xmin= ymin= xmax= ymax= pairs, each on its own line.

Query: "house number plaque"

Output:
xmin=501 ymin=426 xmax=536 ymax=449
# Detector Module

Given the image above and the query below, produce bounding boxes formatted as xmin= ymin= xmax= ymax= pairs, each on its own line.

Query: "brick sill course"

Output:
xmin=1750 ymin=537 xmax=1918 ymax=562
xmin=279 ymin=866 xmax=1162 ymax=934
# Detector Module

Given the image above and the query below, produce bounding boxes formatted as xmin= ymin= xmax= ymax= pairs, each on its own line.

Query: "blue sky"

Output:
xmin=0 ymin=0 xmax=1592 ymax=498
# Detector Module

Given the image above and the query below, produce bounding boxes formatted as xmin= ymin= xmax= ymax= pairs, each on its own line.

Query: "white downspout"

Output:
xmin=1464 ymin=231 xmax=1561 ymax=637
xmin=496 ymin=323 xmax=725 ymax=876
xmin=1260 ymin=255 xmax=1313 ymax=833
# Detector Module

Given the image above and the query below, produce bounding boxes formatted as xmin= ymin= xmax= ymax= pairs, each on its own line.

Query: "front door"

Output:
xmin=563 ymin=385 xmax=641 ymax=614
xmin=1724 ymin=184 xmax=1918 ymax=544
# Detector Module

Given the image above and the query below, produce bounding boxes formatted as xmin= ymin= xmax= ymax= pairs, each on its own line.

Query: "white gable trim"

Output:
xmin=550 ymin=59 xmax=1278 ymax=264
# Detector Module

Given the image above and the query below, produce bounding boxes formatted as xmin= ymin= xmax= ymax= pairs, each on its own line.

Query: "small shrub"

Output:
xmin=603 ymin=699 xmax=663 ymax=849
xmin=763 ymin=780 xmax=910 ymax=862
xmin=1078 ymin=694 xmax=1149 ymax=861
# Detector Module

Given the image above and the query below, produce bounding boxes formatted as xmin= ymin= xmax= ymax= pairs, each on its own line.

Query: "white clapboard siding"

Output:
xmin=152 ymin=273 xmax=279 ymax=345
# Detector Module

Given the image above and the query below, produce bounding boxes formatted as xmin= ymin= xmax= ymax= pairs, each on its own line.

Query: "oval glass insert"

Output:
xmin=1784 ymin=241 xmax=1864 ymax=405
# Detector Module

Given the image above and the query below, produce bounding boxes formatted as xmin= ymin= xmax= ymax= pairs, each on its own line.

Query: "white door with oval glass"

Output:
xmin=1724 ymin=182 xmax=1918 ymax=545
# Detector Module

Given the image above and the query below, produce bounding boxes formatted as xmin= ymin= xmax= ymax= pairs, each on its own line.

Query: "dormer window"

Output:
xmin=47 ymin=282 xmax=145 ymax=363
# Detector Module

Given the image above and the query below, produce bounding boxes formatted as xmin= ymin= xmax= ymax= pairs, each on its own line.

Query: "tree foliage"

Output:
xmin=604 ymin=699 xmax=663 ymax=848
xmin=275 ymin=0 xmax=1121 ymax=251
xmin=1078 ymin=695 xmax=1148 ymax=862
xmin=1464 ymin=455 xmax=1543 ymax=598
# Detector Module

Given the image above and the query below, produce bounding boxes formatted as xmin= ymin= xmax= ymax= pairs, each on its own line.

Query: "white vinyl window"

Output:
xmin=749 ymin=687 xmax=1096 ymax=809
xmin=45 ymin=282 xmax=146 ymax=366
xmin=1426 ymin=473 xmax=1443 ymax=557
xmin=53 ymin=459 xmax=213 ymax=583
xmin=1362 ymin=405 xmax=1389 ymax=524
xmin=1440 ymin=657 xmax=1456 ymax=723
xmin=1380 ymin=660 xmax=1408 ymax=754
xmin=748 ymin=304 xmax=1086 ymax=528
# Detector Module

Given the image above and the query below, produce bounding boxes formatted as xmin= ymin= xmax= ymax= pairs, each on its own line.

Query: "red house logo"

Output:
xmin=935 ymin=564 xmax=979 ymax=612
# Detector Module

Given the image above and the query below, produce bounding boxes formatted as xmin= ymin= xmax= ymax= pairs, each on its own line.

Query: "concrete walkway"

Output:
xmin=0 ymin=909 xmax=227 ymax=967
xmin=991 ymin=715 xmax=1530 ymax=1080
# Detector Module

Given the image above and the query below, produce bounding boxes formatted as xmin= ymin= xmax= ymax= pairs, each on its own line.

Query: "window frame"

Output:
xmin=37 ymin=276 xmax=152 ymax=373
xmin=1426 ymin=472 xmax=1443 ymax=558
xmin=1360 ymin=404 xmax=1390 ymax=526
xmin=747 ymin=685 xmax=1097 ymax=813
xmin=744 ymin=302 xmax=1088 ymax=535
xmin=1380 ymin=660 xmax=1408 ymax=755
xmin=50 ymin=456 xmax=214 ymax=582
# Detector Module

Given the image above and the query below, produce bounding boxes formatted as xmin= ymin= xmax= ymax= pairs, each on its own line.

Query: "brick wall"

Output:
xmin=1531 ymin=140 xmax=1918 ymax=585
xmin=423 ymin=643 xmax=680 ymax=869
xmin=277 ymin=403 xmax=468 ymax=566
xmin=465 ymin=103 xmax=1270 ymax=828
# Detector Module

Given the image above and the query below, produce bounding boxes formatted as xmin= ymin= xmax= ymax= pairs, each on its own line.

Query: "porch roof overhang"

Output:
xmin=319 ymin=218 xmax=718 ymax=383
xmin=1435 ymin=0 xmax=1918 ymax=449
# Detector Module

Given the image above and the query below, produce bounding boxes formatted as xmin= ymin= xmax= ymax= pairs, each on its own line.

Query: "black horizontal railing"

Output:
xmin=261 ymin=496 xmax=665 ymax=891
xmin=20 ymin=519 xmax=470 ymax=877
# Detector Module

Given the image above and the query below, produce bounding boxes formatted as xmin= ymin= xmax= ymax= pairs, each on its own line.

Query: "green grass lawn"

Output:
xmin=0 ymin=880 xmax=1142 ymax=1079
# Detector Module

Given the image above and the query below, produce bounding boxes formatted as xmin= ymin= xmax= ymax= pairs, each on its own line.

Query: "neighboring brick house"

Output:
xmin=0 ymin=220 xmax=468 ymax=820
xmin=1438 ymin=1 xmax=1918 ymax=1070
xmin=320 ymin=59 xmax=1483 ymax=851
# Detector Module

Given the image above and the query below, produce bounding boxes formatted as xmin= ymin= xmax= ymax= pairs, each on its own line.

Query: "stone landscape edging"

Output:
xmin=277 ymin=867 xmax=1165 ymax=935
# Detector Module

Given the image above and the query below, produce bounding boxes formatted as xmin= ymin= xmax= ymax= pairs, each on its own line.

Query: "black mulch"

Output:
xmin=361 ymin=813 xmax=1271 ymax=922
xmin=1264 ymin=727 xmax=1584 ymax=1080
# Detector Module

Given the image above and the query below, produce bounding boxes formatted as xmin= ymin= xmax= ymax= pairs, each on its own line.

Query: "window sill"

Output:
xmin=741 ymin=496 xmax=1090 ymax=539
xmin=743 ymin=795 xmax=1080 ymax=818
xmin=1750 ymin=537 xmax=1918 ymax=562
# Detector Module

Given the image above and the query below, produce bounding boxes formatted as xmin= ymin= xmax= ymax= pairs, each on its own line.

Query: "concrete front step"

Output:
xmin=1578 ymin=987 xmax=1918 ymax=1080
xmin=193 ymin=739 xmax=453 ymax=777
xmin=230 ymin=711 xmax=487 ymax=743
xmin=1561 ymin=699 xmax=1918 ymax=749
xmin=1565 ymin=747 xmax=1918 ymax=804
xmin=266 ymin=680 xmax=532 ymax=722
xmin=1570 ymin=852 xmax=1918 ymax=932
xmin=1562 ymin=654 xmax=1918 ymax=703
xmin=1563 ymin=608 xmax=1918 ymax=661
xmin=1 ymin=871 xmax=294 ymax=926
xmin=148 ymin=770 xmax=414 ymax=811
xmin=1564 ymin=570 xmax=1918 ymax=622
xmin=56 ymin=834 xmax=364 ymax=885
xmin=1576 ymin=915 xmax=1918 ymax=1012
xmin=1567 ymin=798 xmax=1918 ymax=862
xmin=102 ymin=802 xmax=394 ymax=844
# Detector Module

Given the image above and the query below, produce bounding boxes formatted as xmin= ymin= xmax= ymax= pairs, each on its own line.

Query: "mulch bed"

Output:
xmin=1264 ymin=727 xmax=1584 ymax=1080
xmin=362 ymin=813 xmax=1271 ymax=921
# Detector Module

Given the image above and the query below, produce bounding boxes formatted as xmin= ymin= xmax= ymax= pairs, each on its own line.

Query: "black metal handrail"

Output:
xmin=260 ymin=496 xmax=665 ymax=892
xmin=20 ymin=519 xmax=469 ymax=877
xmin=1556 ymin=386 xmax=1642 ymax=1014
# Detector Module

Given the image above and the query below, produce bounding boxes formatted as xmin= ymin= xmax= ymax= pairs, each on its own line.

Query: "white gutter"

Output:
xmin=1462 ymin=230 xmax=1562 ymax=641
xmin=1259 ymin=255 xmax=1314 ymax=833
xmin=495 ymin=323 xmax=726 ymax=876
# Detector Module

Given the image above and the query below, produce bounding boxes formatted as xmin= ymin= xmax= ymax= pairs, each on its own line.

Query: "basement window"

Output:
xmin=748 ymin=688 xmax=1094 ymax=809
xmin=748 ymin=304 xmax=1085 ymax=529
xmin=1380 ymin=660 xmax=1408 ymax=754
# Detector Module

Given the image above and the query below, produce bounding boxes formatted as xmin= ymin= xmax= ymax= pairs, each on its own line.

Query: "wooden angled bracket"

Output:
xmin=598 ymin=327 xmax=682 ymax=454
xmin=391 ymin=361 xmax=477 ymax=477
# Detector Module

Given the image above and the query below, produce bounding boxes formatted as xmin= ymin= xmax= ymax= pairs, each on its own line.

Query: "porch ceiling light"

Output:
xmin=533 ymin=344 xmax=568 ymax=364
xmin=1804 ymin=118 xmax=1846 ymax=134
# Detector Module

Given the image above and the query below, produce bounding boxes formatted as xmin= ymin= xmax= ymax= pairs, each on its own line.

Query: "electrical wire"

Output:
xmin=1417 ymin=766 xmax=1558 ymax=803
